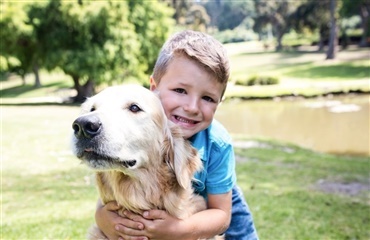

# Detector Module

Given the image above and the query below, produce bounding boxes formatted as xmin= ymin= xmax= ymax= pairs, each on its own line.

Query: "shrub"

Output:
xmin=236 ymin=75 xmax=279 ymax=86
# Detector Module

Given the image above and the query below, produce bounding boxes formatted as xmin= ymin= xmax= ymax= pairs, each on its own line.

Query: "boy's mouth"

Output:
xmin=173 ymin=115 xmax=199 ymax=125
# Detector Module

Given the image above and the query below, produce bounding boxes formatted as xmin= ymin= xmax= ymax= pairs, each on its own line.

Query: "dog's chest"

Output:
xmin=97 ymin=171 xmax=174 ymax=213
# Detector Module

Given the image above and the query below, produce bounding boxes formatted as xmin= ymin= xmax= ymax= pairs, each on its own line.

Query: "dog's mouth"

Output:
xmin=78 ymin=148 xmax=137 ymax=168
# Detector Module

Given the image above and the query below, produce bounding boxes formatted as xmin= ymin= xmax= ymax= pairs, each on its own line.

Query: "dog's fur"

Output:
xmin=71 ymin=85 xmax=206 ymax=239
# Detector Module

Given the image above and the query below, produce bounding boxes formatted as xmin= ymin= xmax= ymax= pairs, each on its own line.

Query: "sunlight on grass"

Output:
xmin=1 ymin=70 xmax=73 ymax=98
xmin=283 ymin=59 xmax=370 ymax=80
xmin=235 ymin=141 xmax=370 ymax=239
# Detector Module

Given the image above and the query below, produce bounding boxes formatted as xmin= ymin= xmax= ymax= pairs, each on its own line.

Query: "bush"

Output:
xmin=235 ymin=75 xmax=279 ymax=86
xmin=212 ymin=28 xmax=257 ymax=44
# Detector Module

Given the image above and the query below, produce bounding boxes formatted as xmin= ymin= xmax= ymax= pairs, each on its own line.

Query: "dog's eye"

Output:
xmin=129 ymin=104 xmax=142 ymax=113
xmin=90 ymin=106 xmax=96 ymax=112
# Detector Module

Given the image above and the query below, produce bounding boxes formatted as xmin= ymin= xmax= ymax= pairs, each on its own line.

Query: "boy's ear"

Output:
xmin=149 ymin=76 xmax=157 ymax=91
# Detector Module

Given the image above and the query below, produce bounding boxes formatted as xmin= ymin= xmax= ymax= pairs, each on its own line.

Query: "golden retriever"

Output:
xmin=71 ymin=85 xmax=206 ymax=239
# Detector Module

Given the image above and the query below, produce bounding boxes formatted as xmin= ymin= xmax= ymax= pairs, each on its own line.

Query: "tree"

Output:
xmin=204 ymin=0 xmax=254 ymax=31
xmin=127 ymin=0 xmax=174 ymax=75
xmin=341 ymin=0 xmax=370 ymax=47
xmin=292 ymin=0 xmax=331 ymax=51
xmin=253 ymin=0 xmax=300 ymax=51
xmin=166 ymin=0 xmax=192 ymax=25
xmin=185 ymin=4 xmax=210 ymax=32
xmin=0 ymin=1 xmax=45 ymax=86
xmin=326 ymin=0 xmax=338 ymax=59
xmin=25 ymin=0 xmax=173 ymax=102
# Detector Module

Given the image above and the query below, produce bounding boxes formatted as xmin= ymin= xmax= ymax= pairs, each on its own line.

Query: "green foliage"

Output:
xmin=185 ymin=4 xmax=210 ymax=32
xmin=30 ymin=0 xmax=141 ymax=83
xmin=213 ymin=28 xmax=257 ymax=44
xmin=0 ymin=1 xmax=43 ymax=77
xmin=127 ymin=0 xmax=174 ymax=75
xmin=1 ymin=0 xmax=174 ymax=100
xmin=204 ymin=0 xmax=255 ymax=31
xmin=236 ymin=75 xmax=279 ymax=86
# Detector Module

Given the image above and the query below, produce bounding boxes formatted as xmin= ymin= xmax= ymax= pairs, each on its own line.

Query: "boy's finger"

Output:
xmin=115 ymin=216 xmax=144 ymax=231
xmin=123 ymin=210 xmax=146 ymax=223
xmin=105 ymin=201 xmax=121 ymax=211
xmin=115 ymin=224 xmax=146 ymax=239
xmin=142 ymin=209 xmax=166 ymax=220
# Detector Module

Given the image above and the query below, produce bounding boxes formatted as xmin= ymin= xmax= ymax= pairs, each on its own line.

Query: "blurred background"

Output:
xmin=1 ymin=0 xmax=369 ymax=156
xmin=1 ymin=0 xmax=369 ymax=239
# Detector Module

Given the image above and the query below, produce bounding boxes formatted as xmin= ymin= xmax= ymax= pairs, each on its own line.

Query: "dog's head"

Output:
xmin=71 ymin=84 xmax=201 ymax=188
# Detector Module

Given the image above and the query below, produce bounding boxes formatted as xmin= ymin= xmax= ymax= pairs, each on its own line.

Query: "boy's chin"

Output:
xmin=182 ymin=130 xmax=195 ymax=139
xmin=180 ymin=126 xmax=207 ymax=139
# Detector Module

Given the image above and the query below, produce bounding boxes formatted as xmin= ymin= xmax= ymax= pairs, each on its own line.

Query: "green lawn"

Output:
xmin=1 ymin=105 xmax=369 ymax=239
xmin=225 ymin=42 xmax=370 ymax=99
xmin=234 ymin=139 xmax=369 ymax=239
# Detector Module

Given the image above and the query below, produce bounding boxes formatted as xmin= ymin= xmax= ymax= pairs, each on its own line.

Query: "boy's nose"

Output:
xmin=184 ymin=98 xmax=200 ymax=114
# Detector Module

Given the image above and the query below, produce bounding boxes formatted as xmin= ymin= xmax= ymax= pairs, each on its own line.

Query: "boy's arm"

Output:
xmin=120 ymin=191 xmax=232 ymax=240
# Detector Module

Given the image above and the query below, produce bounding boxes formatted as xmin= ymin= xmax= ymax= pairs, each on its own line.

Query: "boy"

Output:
xmin=95 ymin=30 xmax=258 ymax=240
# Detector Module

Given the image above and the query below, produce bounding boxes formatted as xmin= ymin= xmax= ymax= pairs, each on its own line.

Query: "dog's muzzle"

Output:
xmin=73 ymin=115 xmax=102 ymax=139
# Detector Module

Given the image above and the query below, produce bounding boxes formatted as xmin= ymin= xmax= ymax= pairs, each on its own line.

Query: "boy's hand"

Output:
xmin=120 ymin=210 xmax=192 ymax=240
xmin=96 ymin=201 xmax=145 ymax=240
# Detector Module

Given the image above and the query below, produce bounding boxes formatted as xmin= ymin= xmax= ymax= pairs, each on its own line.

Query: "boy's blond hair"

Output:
xmin=152 ymin=30 xmax=230 ymax=99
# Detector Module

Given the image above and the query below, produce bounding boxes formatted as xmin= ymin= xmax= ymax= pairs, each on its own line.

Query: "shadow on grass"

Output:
xmin=0 ymin=81 xmax=71 ymax=98
xmin=235 ymin=49 xmax=323 ymax=57
xmin=0 ymin=102 xmax=80 ymax=107
xmin=285 ymin=64 xmax=370 ymax=80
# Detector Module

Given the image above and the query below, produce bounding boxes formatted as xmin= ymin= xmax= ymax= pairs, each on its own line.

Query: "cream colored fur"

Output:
xmin=71 ymin=85 xmax=206 ymax=239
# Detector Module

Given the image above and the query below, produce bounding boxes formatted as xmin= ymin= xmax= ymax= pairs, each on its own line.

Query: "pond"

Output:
xmin=215 ymin=94 xmax=369 ymax=156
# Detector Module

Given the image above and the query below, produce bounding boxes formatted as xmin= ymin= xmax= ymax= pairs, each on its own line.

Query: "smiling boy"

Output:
xmin=95 ymin=30 xmax=258 ymax=240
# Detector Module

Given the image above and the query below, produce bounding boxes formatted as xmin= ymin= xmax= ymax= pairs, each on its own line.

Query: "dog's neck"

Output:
xmin=96 ymin=161 xmax=180 ymax=215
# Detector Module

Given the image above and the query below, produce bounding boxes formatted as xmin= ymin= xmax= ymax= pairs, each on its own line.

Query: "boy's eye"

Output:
xmin=202 ymin=96 xmax=216 ymax=103
xmin=174 ymin=88 xmax=186 ymax=94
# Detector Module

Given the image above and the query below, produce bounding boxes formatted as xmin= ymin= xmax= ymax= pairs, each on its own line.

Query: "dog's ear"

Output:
xmin=162 ymin=122 xmax=202 ymax=189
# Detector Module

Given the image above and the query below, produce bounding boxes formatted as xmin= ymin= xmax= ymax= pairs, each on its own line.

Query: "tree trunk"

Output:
xmin=275 ymin=32 xmax=284 ymax=51
xmin=33 ymin=63 xmax=41 ymax=87
xmin=326 ymin=0 xmax=337 ymax=60
xmin=359 ymin=4 xmax=369 ymax=47
xmin=21 ymin=75 xmax=26 ymax=86
xmin=318 ymin=27 xmax=325 ymax=52
xmin=72 ymin=76 xmax=95 ymax=103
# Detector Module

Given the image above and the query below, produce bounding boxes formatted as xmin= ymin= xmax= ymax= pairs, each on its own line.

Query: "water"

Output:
xmin=215 ymin=94 xmax=370 ymax=156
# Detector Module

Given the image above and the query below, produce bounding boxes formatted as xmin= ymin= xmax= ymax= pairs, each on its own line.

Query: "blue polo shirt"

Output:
xmin=190 ymin=120 xmax=236 ymax=199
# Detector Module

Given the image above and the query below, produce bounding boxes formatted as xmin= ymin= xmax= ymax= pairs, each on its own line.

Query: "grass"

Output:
xmin=1 ymin=105 xmax=369 ymax=239
xmin=235 ymin=140 xmax=370 ymax=239
xmin=225 ymin=42 xmax=370 ymax=99
xmin=1 ymin=105 xmax=98 ymax=239
xmin=1 ymin=70 xmax=73 ymax=99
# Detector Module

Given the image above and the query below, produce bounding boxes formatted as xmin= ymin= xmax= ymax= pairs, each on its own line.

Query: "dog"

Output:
xmin=71 ymin=84 xmax=206 ymax=239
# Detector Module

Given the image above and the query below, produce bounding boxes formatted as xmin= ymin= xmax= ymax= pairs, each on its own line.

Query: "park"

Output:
xmin=1 ymin=1 xmax=369 ymax=239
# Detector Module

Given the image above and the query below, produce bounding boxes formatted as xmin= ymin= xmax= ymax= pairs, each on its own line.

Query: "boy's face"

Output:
xmin=150 ymin=56 xmax=224 ymax=139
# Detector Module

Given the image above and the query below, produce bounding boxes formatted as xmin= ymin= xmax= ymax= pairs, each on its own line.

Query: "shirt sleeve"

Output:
xmin=205 ymin=142 xmax=236 ymax=194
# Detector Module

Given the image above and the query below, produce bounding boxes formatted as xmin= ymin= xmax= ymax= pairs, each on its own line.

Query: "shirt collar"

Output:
xmin=189 ymin=127 xmax=209 ymax=162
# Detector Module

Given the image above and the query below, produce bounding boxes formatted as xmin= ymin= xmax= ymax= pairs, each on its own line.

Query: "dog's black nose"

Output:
xmin=73 ymin=116 xmax=102 ymax=139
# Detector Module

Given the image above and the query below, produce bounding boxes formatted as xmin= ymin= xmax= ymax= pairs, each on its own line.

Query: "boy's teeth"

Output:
xmin=177 ymin=116 xmax=193 ymax=123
